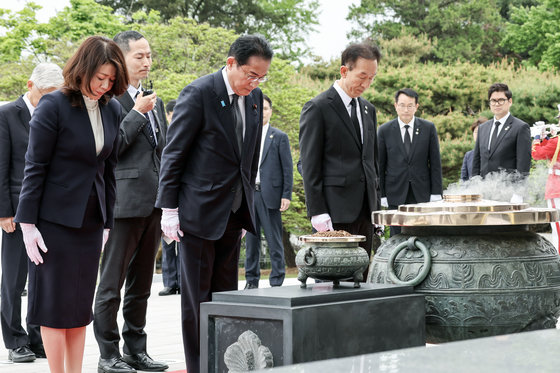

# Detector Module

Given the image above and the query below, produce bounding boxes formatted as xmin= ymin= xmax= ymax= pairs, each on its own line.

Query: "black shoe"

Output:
xmin=158 ymin=287 xmax=179 ymax=296
xmin=122 ymin=352 xmax=168 ymax=372
xmin=29 ymin=343 xmax=46 ymax=358
xmin=244 ymin=282 xmax=258 ymax=289
xmin=98 ymin=357 xmax=136 ymax=373
xmin=8 ymin=345 xmax=36 ymax=363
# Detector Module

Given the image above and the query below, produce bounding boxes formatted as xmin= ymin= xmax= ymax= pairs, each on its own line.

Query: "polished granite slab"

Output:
xmin=265 ymin=328 xmax=560 ymax=372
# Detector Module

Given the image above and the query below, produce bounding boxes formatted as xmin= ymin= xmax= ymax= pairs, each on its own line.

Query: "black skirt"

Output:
xmin=27 ymin=193 xmax=103 ymax=328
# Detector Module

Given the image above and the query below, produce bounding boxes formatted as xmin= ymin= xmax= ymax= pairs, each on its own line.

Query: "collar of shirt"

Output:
xmin=22 ymin=92 xmax=35 ymax=117
xmin=127 ymin=83 xmax=142 ymax=101
xmin=494 ymin=112 xmax=510 ymax=125
xmin=256 ymin=122 xmax=270 ymax=183
xmin=333 ymin=81 xmax=353 ymax=115
xmin=398 ymin=116 xmax=415 ymax=130
xmin=262 ymin=122 xmax=270 ymax=137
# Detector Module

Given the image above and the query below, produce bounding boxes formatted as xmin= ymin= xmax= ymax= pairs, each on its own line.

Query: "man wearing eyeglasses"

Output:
xmin=377 ymin=88 xmax=442 ymax=236
xmin=156 ymin=34 xmax=273 ymax=373
xmin=472 ymin=83 xmax=531 ymax=183
xmin=299 ymin=42 xmax=381 ymax=262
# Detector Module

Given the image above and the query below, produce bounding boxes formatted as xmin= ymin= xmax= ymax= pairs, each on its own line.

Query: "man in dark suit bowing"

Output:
xmin=0 ymin=63 xmax=62 ymax=363
xmin=94 ymin=31 xmax=168 ymax=373
xmin=472 ymin=83 xmax=531 ymax=188
xmin=156 ymin=35 xmax=273 ymax=373
xmin=378 ymin=88 xmax=443 ymax=236
xmin=299 ymin=42 xmax=381 ymax=259
xmin=244 ymin=94 xmax=293 ymax=289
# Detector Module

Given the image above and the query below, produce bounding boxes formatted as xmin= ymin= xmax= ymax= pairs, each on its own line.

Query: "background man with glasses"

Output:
xmin=299 ymin=42 xmax=381 ymax=261
xmin=472 ymin=83 xmax=531 ymax=182
xmin=377 ymin=88 xmax=442 ymax=236
xmin=156 ymin=34 xmax=273 ymax=373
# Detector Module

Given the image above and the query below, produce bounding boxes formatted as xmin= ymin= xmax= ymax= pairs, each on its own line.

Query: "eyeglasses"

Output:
xmin=489 ymin=98 xmax=508 ymax=106
xmin=238 ymin=64 xmax=268 ymax=83
xmin=397 ymin=104 xmax=416 ymax=110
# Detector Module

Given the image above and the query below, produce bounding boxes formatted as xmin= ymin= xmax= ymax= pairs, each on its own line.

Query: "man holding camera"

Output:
xmin=93 ymin=31 xmax=168 ymax=373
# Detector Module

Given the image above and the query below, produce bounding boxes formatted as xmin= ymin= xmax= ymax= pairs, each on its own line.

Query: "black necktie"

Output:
xmin=231 ymin=94 xmax=244 ymax=212
xmin=489 ymin=121 xmax=500 ymax=152
xmin=403 ymin=125 xmax=412 ymax=156
xmin=350 ymin=99 xmax=362 ymax=144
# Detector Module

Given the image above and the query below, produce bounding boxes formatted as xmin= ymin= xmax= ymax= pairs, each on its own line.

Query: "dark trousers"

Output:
xmin=180 ymin=212 xmax=243 ymax=373
xmin=161 ymin=239 xmax=180 ymax=289
xmin=245 ymin=190 xmax=285 ymax=287
xmin=1 ymin=228 xmax=41 ymax=349
xmin=93 ymin=208 xmax=162 ymax=358
xmin=333 ymin=201 xmax=373 ymax=281
xmin=389 ymin=184 xmax=417 ymax=237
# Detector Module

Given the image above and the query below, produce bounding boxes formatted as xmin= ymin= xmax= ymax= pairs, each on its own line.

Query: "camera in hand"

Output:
xmin=142 ymin=80 xmax=154 ymax=96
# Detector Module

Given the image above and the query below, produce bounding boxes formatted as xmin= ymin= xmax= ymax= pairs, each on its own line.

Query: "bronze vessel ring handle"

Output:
xmin=387 ymin=237 xmax=432 ymax=286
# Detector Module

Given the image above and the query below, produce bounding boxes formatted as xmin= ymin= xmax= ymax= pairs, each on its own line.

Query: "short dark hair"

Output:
xmin=228 ymin=34 xmax=273 ymax=66
xmin=395 ymin=88 xmax=419 ymax=104
xmin=62 ymin=36 xmax=129 ymax=107
xmin=471 ymin=117 xmax=488 ymax=132
xmin=113 ymin=30 xmax=145 ymax=54
xmin=488 ymin=83 xmax=512 ymax=100
xmin=165 ymin=99 xmax=176 ymax=114
xmin=263 ymin=94 xmax=272 ymax=108
xmin=341 ymin=42 xmax=381 ymax=70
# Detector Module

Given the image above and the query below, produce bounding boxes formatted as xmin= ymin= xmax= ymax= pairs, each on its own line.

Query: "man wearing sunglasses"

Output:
xmin=472 ymin=83 xmax=531 ymax=183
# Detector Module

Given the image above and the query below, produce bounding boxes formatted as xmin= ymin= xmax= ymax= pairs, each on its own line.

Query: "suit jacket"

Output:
xmin=113 ymin=93 xmax=167 ymax=218
xmin=299 ymin=85 xmax=379 ymax=224
xmin=378 ymin=117 xmax=442 ymax=206
xmin=0 ymin=96 xmax=30 ymax=218
xmin=15 ymin=90 xmax=120 ymax=228
xmin=472 ymin=115 xmax=531 ymax=177
xmin=461 ymin=149 xmax=474 ymax=181
xmin=258 ymin=126 xmax=293 ymax=210
xmin=156 ymin=69 xmax=263 ymax=240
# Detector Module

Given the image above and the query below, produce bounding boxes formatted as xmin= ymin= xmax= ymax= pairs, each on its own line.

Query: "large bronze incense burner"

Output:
xmin=369 ymin=194 xmax=560 ymax=343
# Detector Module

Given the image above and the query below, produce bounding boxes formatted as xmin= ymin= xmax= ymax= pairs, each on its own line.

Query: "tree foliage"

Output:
xmin=501 ymin=0 xmax=560 ymax=70
xmin=347 ymin=0 xmax=503 ymax=64
xmin=95 ymin=0 xmax=320 ymax=61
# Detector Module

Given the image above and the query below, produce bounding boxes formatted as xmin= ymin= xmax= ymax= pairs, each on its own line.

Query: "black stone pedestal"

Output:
xmin=200 ymin=282 xmax=425 ymax=372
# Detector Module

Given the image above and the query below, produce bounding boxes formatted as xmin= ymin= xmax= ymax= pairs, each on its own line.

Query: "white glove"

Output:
xmin=430 ymin=194 xmax=443 ymax=202
xmin=510 ymin=193 xmax=523 ymax=204
xmin=311 ymin=213 xmax=333 ymax=232
xmin=102 ymin=229 xmax=110 ymax=251
xmin=20 ymin=223 xmax=48 ymax=265
xmin=161 ymin=208 xmax=184 ymax=242
xmin=380 ymin=197 xmax=388 ymax=208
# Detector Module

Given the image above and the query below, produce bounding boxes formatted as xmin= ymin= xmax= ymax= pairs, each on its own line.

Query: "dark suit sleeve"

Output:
xmin=0 ymin=107 xmax=13 ymax=217
xmin=104 ymin=101 xmax=121 ymax=228
xmin=472 ymin=135 xmax=481 ymax=176
xmin=15 ymin=95 xmax=59 ymax=224
xmin=429 ymin=123 xmax=443 ymax=195
xmin=279 ymin=132 xmax=293 ymax=200
xmin=461 ymin=152 xmax=469 ymax=181
xmin=156 ymin=84 xmax=204 ymax=208
xmin=516 ymin=121 xmax=532 ymax=175
xmin=117 ymin=106 xmax=150 ymax=156
xmin=377 ymin=125 xmax=387 ymax=198
xmin=299 ymin=99 xmax=328 ymax=217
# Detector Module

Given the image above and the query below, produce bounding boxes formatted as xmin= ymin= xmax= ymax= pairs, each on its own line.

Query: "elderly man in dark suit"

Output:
xmin=244 ymin=94 xmax=293 ymax=289
xmin=93 ymin=31 xmax=168 ymax=373
xmin=156 ymin=35 xmax=273 ymax=373
xmin=378 ymin=88 xmax=443 ymax=236
xmin=472 ymin=83 xmax=531 ymax=186
xmin=0 ymin=63 xmax=62 ymax=363
xmin=299 ymin=42 xmax=381 ymax=258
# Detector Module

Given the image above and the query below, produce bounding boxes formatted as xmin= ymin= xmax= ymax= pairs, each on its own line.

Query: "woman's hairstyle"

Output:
xmin=62 ymin=36 xmax=129 ymax=107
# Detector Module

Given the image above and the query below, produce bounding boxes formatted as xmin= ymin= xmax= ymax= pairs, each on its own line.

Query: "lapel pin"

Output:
xmin=220 ymin=100 xmax=226 ymax=107
xmin=505 ymin=126 xmax=510 ymax=131
xmin=270 ymin=134 xmax=273 ymax=138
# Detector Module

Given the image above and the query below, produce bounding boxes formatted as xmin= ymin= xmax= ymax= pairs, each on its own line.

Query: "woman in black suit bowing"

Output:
xmin=15 ymin=36 xmax=128 ymax=373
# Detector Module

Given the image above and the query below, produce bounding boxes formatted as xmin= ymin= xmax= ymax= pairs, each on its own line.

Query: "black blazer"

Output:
xmin=0 ymin=96 xmax=30 ymax=218
xmin=258 ymin=126 xmax=293 ymax=210
xmin=472 ymin=115 xmax=531 ymax=177
xmin=113 ymin=92 xmax=167 ymax=218
xmin=156 ymin=69 xmax=263 ymax=240
xmin=299 ymin=85 xmax=380 ymax=224
xmin=15 ymin=91 xmax=120 ymax=229
xmin=378 ymin=117 xmax=442 ymax=206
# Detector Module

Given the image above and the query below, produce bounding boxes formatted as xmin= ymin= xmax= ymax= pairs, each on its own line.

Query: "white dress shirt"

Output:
xmin=398 ymin=116 xmax=415 ymax=143
xmin=222 ymin=67 xmax=245 ymax=139
xmin=22 ymin=92 xmax=35 ymax=117
xmin=333 ymin=81 xmax=363 ymax=143
xmin=487 ymin=112 xmax=511 ymax=150
xmin=83 ymin=95 xmax=104 ymax=155
xmin=255 ymin=123 xmax=269 ymax=184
